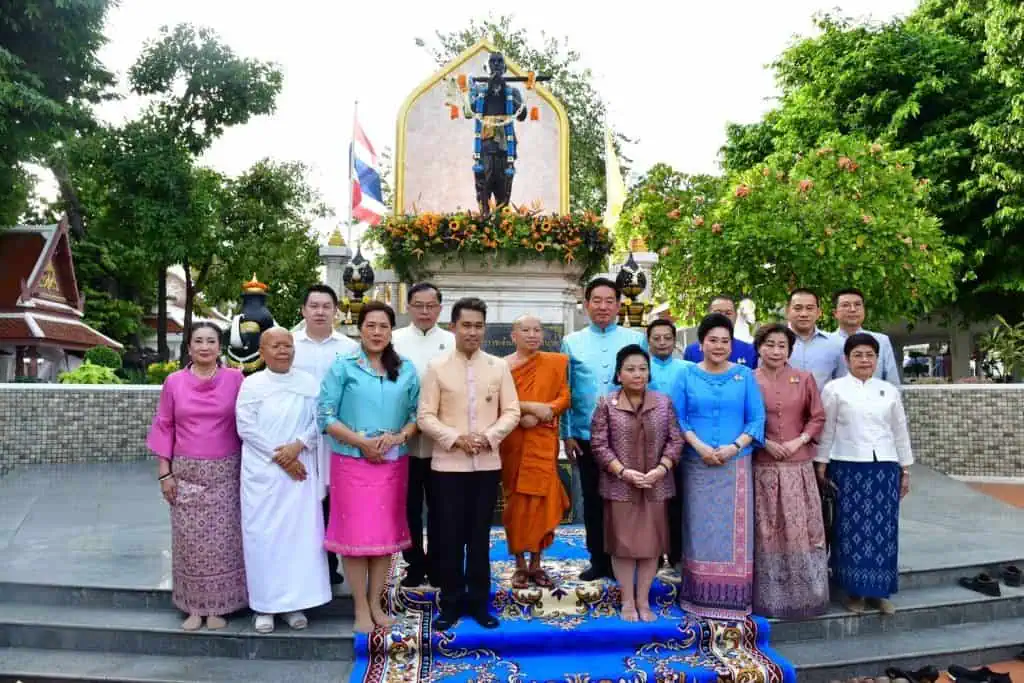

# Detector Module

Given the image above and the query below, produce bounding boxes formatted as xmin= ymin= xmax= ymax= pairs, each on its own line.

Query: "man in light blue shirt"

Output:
xmin=830 ymin=288 xmax=901 ymax=385
xmin=645 ymin=318 xmax=690 ymax=571
xmin=560 ymin=277 xmax=645 ymax=581
xmin=786 ymin=288 xmax=843 ymax=392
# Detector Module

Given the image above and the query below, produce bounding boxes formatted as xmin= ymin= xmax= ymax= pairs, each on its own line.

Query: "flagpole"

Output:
xmin=348 ymin=100 xmax=358 ymax=248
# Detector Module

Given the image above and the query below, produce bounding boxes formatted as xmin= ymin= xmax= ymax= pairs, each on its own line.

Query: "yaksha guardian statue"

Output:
xmin=226 ymin=274 xmax=276 ymax=375
xmin=449 ymin=52 xmax=549 ymax=215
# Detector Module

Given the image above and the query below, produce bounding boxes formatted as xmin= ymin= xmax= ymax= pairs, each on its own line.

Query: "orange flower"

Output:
xmin=530 ymin=106 xmax=540 ymax=121
xmin=862 ymin=215 xmax=873 ymax=224
xmin=564 ymin=252 xmax=576 ymax=264
xmin=735 ymin=185 xmax=750 ymax=198
xmin=838 ymin=157 xmax=853 ymax=170
xmin=798 ymin=179 xmax=814 ymax=193
xmin=693 ymin=216 xmax=705 ymax=227
xmin=711 ymin=223 xmax=723 ymax=234
xmin=535 ymin=242 xmax=546 ymax=252
xmin=449 ymin=104 xmax=459 ymax=120
xmin=668 ymin=209 xmax=681 ymax=219
xmin=457 ymin=74 xmax=468 ymax=92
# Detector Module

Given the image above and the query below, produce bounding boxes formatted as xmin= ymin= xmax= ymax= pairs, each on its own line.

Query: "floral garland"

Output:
xmin=366 ymin=206 xmax=612 ymax=284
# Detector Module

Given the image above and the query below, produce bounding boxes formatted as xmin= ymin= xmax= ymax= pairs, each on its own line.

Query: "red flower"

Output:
xmin=798 ymin=179 xmax=814 ymax=193
xmin=862 ymin=215 xmax=873 ymax=224
xmin=667 ymin=209 xmax=681 ymax=219
xmin=693 ymin=216 xmax=705 ymax=227
xmin=735 ymin=185 xmax=750 ymax=198
xmin=711 ymin=223 xmax=723 ymax=234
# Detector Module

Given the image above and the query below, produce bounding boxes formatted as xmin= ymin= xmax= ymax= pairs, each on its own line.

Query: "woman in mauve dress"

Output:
xmin=752 ymin=323 xmax=828 ymax=619
xmin=317 ymin=302 xmax=420 ymax=634
xmin=147 ymin=322 xmax=249 ymax=631
xmin=670 ymin=313 xmax=766 ymax=620
xmin=590 ymin=344 xmax=683 ymax=623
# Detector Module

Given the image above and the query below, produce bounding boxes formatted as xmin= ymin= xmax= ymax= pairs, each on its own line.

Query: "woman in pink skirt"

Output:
xmin=317 ymin=302 xmax=420 ymax=633
xmin=147 ymin=322 xmax=248 ymax=631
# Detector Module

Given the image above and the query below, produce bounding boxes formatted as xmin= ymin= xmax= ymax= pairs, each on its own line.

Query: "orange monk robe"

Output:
xmin=500 ymin=351 xmax=571 ymax=555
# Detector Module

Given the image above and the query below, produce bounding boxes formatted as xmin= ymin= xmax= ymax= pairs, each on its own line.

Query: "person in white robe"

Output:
xmin=236 ymin=327 xmax=331 ymax=634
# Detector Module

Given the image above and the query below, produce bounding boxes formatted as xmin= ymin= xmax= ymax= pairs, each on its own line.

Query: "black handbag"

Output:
xmin=820 ymin=483 xmax=837 ymax=550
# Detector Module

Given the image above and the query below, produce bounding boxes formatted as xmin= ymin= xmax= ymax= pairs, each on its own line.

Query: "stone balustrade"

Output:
xmin=1 ymin=383 xmax=1021 ymax=479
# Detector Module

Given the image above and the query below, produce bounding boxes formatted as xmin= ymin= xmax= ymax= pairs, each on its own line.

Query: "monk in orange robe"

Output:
xmin=501 ymin=315 xmax=571 ymax=589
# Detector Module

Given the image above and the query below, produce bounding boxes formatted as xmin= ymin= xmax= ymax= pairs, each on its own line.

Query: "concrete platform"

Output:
xmin=0 ymin=462 xmax=1021 ymax=682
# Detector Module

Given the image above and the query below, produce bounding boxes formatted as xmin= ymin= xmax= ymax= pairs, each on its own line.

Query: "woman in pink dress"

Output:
xmin=317 ymin=302 xmax=420 ymax=633
xmin=752 ymin=323 xmax=828 ymax=618
xmin=147 ymin=322 xmax=248 ymax=631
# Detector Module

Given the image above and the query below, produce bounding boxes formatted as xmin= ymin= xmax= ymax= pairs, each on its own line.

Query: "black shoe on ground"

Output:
xmin=1002 ymin=564 xmax=1022 ymax=587
xmin=470 ymin=610 xmax=499 ymax=629
xmin=434 ymin=610 xmax=459 ymax=631
xmin=579 ymin=565 xmax=611 ymax=582
xmin=886 ymin=665 xmax=939 ymax=682
xmin=401 ymin=571 xmax=426 ymax=588
xmin=947 ymin=665 xmax=1011 ymax=683
xmin=958 ymin=572 xmax=1001 ymax=597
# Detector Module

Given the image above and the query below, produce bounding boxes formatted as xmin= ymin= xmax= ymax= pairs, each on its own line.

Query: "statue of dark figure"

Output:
xmin=226 ymin=275 xmax=276 ymax=375
xmin=467 ymin=52 xmax=529 ymax=215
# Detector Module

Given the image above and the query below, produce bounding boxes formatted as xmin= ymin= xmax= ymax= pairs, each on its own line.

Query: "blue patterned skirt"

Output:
xmin=829 ymin=460 xmax=900 ymax=599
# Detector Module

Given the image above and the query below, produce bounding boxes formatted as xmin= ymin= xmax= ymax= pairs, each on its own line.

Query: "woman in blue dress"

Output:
xmin=670 ymin=313 xmax=766 ymax=620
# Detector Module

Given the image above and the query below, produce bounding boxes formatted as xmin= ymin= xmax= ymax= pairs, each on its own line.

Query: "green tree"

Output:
xmin=421 ymin=14 xmax=629 ymax=213
xmin=720 ymin=7 xmax=1020 ymax=321
xmin=199 ymin=160 xmax=326 ymax=335
xmin=643 ymin=136 xmax=959 ymax=326
xmin=0 ymin=0 xmax=115 ymax=225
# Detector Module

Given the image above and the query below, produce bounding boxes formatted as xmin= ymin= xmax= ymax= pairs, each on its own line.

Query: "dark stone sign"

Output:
xmin=480 ymin=323 xmax=564 ymax=357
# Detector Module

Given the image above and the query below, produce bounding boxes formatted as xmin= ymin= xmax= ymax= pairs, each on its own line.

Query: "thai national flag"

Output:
xmin=350 ymin=117 xmax=386 ymax=225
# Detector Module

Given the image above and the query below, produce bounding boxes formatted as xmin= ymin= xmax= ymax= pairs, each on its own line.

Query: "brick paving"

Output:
xmin=969 ymin=482 xmax=1024 ymax=509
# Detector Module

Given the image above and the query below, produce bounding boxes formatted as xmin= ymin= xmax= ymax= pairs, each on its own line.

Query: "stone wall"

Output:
xmin=1 ymin=384 xmax=1022 ymax=478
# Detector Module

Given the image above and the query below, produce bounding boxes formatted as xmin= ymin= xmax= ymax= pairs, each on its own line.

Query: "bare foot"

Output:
xmin=354 ymin=609 xmax=376 ymax=634
xmin=371 ymin=610 xmax=396 ymax=628
xmin=620 ymin=602 xmax=639 ymax=623
xmin=205 ymin=615 xmax=227 ymax=630
xmin=637 ymin=605 xmax=657 ymax=622
xmin=181 ymin=614 xmax=202 ymax=631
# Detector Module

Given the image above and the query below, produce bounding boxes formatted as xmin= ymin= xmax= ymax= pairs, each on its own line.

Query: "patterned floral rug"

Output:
xmin=351 ymin=527 xmax=796 ymax=683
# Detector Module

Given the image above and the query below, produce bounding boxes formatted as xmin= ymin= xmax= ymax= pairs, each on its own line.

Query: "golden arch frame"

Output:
xmin=394 ymin=38 xmax=571 ymax=215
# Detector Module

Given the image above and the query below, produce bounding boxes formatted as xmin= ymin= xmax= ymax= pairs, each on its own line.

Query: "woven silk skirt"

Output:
xmin=170 ymin=455 xmax=249 ymax=616
xmin=829 ymin=460 xmax=901 ymax=599
xmin=325 ymin=453 xmax=411 ymax=557
xmin=753 ymin=460 xmax=829 ymax=618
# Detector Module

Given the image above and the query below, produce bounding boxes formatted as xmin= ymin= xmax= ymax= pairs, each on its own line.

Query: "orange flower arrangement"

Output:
xmin=367 ymin=206 xmax=611 ymax=284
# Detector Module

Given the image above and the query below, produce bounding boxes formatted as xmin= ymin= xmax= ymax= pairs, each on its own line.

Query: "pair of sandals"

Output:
xmin=254 ymin=611 xmax=308 ymax=634
xmin=511 ymin=568 xmax=554 ymax=590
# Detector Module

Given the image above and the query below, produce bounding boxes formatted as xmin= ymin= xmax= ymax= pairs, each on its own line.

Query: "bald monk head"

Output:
xmin=511 ymin=315 xmax=544 ymax=355
xmin=259 ymin=327 xmax=296 ymax=374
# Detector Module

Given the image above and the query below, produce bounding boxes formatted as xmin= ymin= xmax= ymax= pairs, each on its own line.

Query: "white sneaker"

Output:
xmin=283 ymin=611 xmax=308 ymax=630
xmin=254 ymin=613 xmax=275 ymax=634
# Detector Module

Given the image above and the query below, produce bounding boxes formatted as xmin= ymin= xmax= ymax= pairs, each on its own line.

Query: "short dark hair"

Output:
xmin=304 ymin=284 xmax=338 ymax=306
xmin=788 ymin=288 xmax=820 ymax=307
xmin=585 ymin=277 xmax=621 ymax=301
xmin=697 ymin=313 xmax=734 ymax=343
xmin=407 ymin=282 xmax=442 ymax=304
xmin=451 ymin=297 xmax=487 ymax=323
xmin=754 ymin=323 xmax=797 ymax=357
xmin=612 ymin=344 xmax=650 ymax=385
xmin=832 ymin=287 xmax=866 ymax=308
xmin=646 ymin=319 xmax=676 ymax=339
xmin=708 ymin=294 xmax=735 ymax=310
xmin=843 ymin=332 xmax=879 ymax=357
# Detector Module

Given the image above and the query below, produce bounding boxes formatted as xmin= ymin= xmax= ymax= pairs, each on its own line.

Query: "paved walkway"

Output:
xmin=970 ymin=482 xmax=1024 ymax=509
xmin=0 ymin=461 xmax=1022 ymax=590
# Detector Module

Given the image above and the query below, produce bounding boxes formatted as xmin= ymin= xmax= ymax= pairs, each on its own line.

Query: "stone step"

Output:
xmin=770 ymin=582 xmax=1024 ymax=642
xmin=0 ymin=603 xmax=354 ymax=661
xmin=776 ymin=616 xmax=1024 ymax=683
xmin=898 ymin=559 xmax=1024 ymax=591
xmin=0 ymin=582 xmax=354 ymax=616
xmin=0 ymin=646 xmax=350 ymax=682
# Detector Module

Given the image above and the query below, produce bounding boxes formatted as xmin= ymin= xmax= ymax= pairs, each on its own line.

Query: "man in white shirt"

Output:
xmin=291 ymin=284 xmax=358 ymax=594
xmin=392 ymin=282 xmax=455 ymax=588
xmin=830 ymin=288 xmax=901 ymax=385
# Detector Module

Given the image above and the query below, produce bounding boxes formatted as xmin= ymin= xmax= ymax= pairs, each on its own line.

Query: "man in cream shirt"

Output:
xmin=291 ymin=284 xmax=358 ymax=595
xmin=392 ymin=282 xmax=455 ymax=588
xmin=417 ymin=297 xmax=520 ymax=631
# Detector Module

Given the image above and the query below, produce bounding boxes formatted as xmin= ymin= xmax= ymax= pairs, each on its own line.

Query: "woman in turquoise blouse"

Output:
xmin=317 ymin=301 xmax=419 ymax=633
xmin=670 ymin=313 xmax=766 ymax=620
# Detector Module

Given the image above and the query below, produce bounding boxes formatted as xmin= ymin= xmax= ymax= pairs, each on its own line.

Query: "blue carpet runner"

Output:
xmin=351 ymin=527 xmax=796 ymax=683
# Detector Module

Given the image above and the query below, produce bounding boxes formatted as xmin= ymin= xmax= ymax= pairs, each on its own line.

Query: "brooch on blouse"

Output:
xmin=733 ymin=374 xmax=743 ymax=382
xmin=738 ymin=358 xmax=747 ymax=365
xmin=789 ymin=376 xmax=800 ymax=384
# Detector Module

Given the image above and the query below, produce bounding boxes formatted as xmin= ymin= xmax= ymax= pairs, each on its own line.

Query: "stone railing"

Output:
xmin=2 ymin=384 xmax=1022 ymax=479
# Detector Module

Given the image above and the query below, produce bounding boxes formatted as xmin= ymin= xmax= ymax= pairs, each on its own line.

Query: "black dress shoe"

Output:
xmin=886 ymin=665 xmax=939 ymax=683
xmin=579 ymin=565 xmax=611 ymax=582
xmin=470 ymin=610 xmax=499 ymax=629
xmin=958 ymin=573 xmax=1001 ymax=597
xmin=947 ymin=665 xmax=1011 ymax=683
xmin=434 ymin=611 xmax=459 ymax=631
xmin=1002 ymin=564 xmax=1022 ymax=587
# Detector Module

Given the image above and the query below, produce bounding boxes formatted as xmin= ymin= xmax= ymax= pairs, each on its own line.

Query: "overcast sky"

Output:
xmin=89 ymin=0 xmax=920 ymax=240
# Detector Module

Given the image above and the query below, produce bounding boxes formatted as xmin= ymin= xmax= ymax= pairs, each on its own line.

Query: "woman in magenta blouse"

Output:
xmin=147 ymin=322 xmax=248 ymax=631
